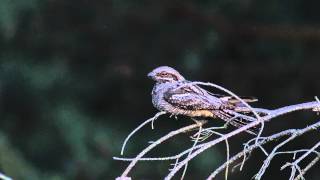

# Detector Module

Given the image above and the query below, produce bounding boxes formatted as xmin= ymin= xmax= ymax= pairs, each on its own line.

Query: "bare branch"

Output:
xmin=294 ymin=156 xmax=320 ymax=180
xmin=0 ymin=172 xmax=12 ymax=180
xmin=120 ymin=111 xmax=166 ymax=155
xmin=207 ymin=120 xmax=320 ymax=179
xmin=116 ymin=80 xmax=320 ymax=179
xmin=281 ymin=141 xmax=320 ymax=180
xmin=254 ymin=135 xmax=297 ymax=179
xmin=181 ymin=124 xmax=203 ymax=180
xmin=118 ymin=121 xmax=205 ymax=179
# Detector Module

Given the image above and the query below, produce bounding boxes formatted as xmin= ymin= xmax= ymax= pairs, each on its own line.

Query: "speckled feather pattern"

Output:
xmin=148 ymin=66 xmax=257 ymax=132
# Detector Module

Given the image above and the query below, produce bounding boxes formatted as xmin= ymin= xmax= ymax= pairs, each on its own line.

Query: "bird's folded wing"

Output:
xmin=164 ymin=87 xmax=217 ymax=110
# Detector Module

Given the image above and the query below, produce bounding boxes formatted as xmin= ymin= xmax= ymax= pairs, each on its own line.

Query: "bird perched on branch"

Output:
xmin=148 ymin=66 xmax=259 ymax=134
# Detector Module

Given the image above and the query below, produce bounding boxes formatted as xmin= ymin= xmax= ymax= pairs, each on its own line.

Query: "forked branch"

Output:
xmin=115 ymin=81 xmax=320 ymax=180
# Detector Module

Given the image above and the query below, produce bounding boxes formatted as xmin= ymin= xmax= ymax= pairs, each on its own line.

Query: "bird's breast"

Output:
xmin=151 ymin=83 xmax=171 ymax=110
xmin=187 ymin=110 xmax=215 ymax=117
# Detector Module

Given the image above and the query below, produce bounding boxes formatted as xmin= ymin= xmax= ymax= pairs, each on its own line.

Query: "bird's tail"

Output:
xmin=228 ymin=118 xmax=259 ymax=135
xmin=217 ymin=109 xmax=266 ymax=135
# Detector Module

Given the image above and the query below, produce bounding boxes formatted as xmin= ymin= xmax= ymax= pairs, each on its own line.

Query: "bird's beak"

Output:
xmin=147 ymin=71 xmax=155 ymax=79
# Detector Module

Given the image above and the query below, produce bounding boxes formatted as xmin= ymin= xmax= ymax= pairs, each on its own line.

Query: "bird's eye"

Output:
xmin=159 ymin=72 xmax=168 ymax=76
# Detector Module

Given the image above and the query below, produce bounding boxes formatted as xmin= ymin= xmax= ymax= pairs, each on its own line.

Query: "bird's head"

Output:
xmin=148 ymin=66 xmax=185 ymax=83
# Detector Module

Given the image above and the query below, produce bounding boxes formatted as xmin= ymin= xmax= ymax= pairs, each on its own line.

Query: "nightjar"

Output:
xmin=148 ymin=66 xmax=259 ymax=134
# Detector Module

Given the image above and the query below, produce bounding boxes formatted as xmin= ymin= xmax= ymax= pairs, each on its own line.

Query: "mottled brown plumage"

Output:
xmin=148 ymin=66 xmax=258 ymax=134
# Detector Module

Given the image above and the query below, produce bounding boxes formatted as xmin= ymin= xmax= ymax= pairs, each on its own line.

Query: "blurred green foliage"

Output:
xmin=0 ymin=0 xmax=319 ymax=179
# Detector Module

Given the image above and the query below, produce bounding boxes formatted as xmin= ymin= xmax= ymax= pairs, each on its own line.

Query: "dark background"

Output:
xmin=0 ymin=0 xmax=319 ymax=179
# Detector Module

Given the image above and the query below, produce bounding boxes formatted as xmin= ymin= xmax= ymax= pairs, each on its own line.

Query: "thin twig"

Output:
xmin=294 ymin=156 xmax=320 ymax=180
xmin=207 ymin=120 xmax=320 ymax=179
xmin=281 ymin=141 xmax=320 ymax=180
xmin=165 ymin=118 xmax=264 ymax=179
xmin=119 ymin=122 xmax=205 ymax=178
xmin=254 ymin=135 xmax=298 ymax=179
xmin=224 ymin=137 xmax=230 ymax=180
xmin=181 ymin=125 xmax=203 ymax=180
xmin=120 ymin=111 xmax=166 ymax=155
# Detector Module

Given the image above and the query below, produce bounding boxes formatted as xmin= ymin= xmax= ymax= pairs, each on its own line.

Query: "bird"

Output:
xmin=147 ymin=66 xmax=260 ymax=134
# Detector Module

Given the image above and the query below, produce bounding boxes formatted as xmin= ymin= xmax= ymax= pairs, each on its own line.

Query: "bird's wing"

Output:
xmin=164 ymin=84 xmax=259 ymax=135
xmin=180 ymin=81 xmax=258 ymax=104
xmin=163 ymin=86 xmax=220 ymax=110
xmin=193 ymin=84 xmax=258 ymax=105
xmin=219 ymin=95 xmax=258 ymax=106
